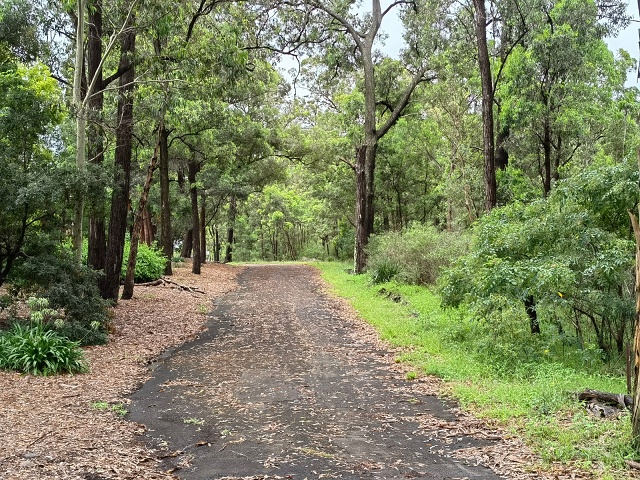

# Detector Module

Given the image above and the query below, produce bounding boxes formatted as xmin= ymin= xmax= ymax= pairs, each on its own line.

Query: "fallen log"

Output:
xmin=137 ymin=277 xmax=205 ymax=294
xmin=577 ymin=389 xmax=633 ymax=411
xmin=626 ymin=459 xmax=640 ymax=470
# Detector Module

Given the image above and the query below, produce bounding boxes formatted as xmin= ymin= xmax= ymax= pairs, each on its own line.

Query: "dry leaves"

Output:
xmin=0 ymin=262 xmax=240 ymax=480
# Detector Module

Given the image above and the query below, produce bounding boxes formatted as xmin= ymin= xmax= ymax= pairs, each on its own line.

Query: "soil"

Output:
xmin=0 ymin=262 xmax=586 ymax=480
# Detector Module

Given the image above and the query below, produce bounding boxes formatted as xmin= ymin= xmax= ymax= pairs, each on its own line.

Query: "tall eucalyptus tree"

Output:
xmin=267 ymin=0 xmax=452 ymax=273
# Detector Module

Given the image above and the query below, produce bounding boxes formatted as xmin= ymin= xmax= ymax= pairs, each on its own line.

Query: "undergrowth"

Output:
xmin=0 ymin=297 xmax=88 ymax=375
xmin=314 ymin=261 xmax=634 ymax=480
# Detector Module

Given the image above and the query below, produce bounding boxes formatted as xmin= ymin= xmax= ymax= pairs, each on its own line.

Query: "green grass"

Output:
xmin=91 ymin=401 xmax=128 ymax=417
xmin=313 ymin=261 xmax=636 ymax=479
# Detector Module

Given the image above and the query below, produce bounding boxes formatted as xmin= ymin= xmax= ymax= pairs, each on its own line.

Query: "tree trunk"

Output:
xmin=188 ymin=158 xmax=201 ymax=274
xmin=225 ymin=195 xmax=236 ymax=263
xmin=121 ymin=129 xmax=161 ymax=300
xmin=496 ymin=123 xmax=509 ymax=171
xmin=72 ymin=0 xmax=87 ymax=264
xmin=141 ymin=204 xmax=154 ymax=246
xmin=578 ymin=389 xmax=633 ymax=410
xmin=542 ymin=117 xmax=552 ymax=196
xmin=181 ymin=229 xmax=193 ymax=258
xmin=473 ymin=0 xmax=496 ymax=212
xmin=86 ymin=0 xmax=106 ymax=271
xmin=159 ymin=124 xmax=173 ymax=275
xmin=629 ymin=151 xmax=640 ymax=443
xmin=630 ymin=209 xmax=640 ymax=443
xmin=100 ymin=21 xmax=135 ymax=300
xmin=525 ymin=295 xmax=541 ymax=334
xmin=200 ymin=193 xmax=207 ymax=264
xmin=214 ymin=226 xmax=220 ymax=262
xmin=354 ymin=145 xmax=369 ymax=273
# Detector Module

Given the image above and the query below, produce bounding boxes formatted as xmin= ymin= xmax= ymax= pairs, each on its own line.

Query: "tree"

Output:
xmin=441 ymin=160 xmax=637 ymax=345
xmin=0 ymin=62 xmax=64 ymax=285
xmin=628 ymin=0 xmax=640 ymax=449
xmin=498 ymin=0 xmax=630 ymax=196
xmin=71 ymin=0 xmax=136 ymax=265
xmin=278 ymin=0 xmax=450 ymax=273
xmin=471 ymin=0 xmax=497 ymax=211
xmin=100 ymin=10 xmax=136 ymax=300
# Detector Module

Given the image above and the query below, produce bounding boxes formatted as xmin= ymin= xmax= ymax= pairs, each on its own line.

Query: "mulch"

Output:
xmin=0 ymin=262 xmax=240 ymax=480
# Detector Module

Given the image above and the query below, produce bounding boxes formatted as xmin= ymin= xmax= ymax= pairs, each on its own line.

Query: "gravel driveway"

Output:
xmin=128 ymin=264 xmax=504 ymax=480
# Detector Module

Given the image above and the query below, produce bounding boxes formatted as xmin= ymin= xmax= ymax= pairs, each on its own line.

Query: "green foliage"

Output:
xmin=91 ymin=401 xmax=128 ymax=417
xmin=317 ymin=261 xmax=630 ymax=478
xmin=367 ymin=224 xmax=469 ymax=286
xmin=0 ymin=297 xmax=87 ymax=375
xmin=369 ymin=258 xmax=401 ymax=284
xmin=121 ymin=241 xmax=167 ymax=283
xmin=0 ymin=61 xmax=64 ymax=285
xmin=10 ymin=246 xmax=109 ymax=345
xmin=440 ymin=160 xmax=637 ymax=356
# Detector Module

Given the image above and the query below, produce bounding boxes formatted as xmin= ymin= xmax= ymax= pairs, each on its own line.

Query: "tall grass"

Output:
xmin=314 ymin=261 xmax=634 ymax=479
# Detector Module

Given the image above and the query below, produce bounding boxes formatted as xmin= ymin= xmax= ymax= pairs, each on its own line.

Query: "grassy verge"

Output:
xmin=313 ymin=261 xmax=636 ymax=479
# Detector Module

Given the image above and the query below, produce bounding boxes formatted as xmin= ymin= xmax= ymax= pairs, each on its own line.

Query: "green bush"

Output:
xmin=439 ymin=161 xmax=638 ymax=358
xmin=10 ymin=249 xmax=110 ymax=345
xmin=0 ymin=298 xmax=88 ymax=375
xmin=367 ymin=223 xmax=469 ymax=285
xmin=121 ymin=241 xmax=167 ymax=283
xmin=369 ymin=258 xmax=401 ymax=284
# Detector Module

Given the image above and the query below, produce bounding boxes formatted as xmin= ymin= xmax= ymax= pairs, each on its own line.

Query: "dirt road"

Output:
xmin=128 ymin=264 xmax=504 ymax=479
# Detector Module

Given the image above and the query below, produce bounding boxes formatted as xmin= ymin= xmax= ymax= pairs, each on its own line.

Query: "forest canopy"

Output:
xmin=0 ymin=0 xmax=637 ymax=384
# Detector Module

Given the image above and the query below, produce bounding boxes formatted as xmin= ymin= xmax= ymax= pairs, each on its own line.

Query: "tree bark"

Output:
xmin=473 ymin=0 xmax=497 ymax=212
xmin=121 ymin=128 xmax=161 ymax=300
xmin=214 ymin=226 xmax=220 ymax=263
xmin=354 ymin=145 xmax=369 ymax=273
xmin=496 ymin=123 xmax=509 ymax=171
xmin=181 ymin=229 xmax=193 ymax=258
xmin=188 ymin=158 xmax=201 ymax=274
xmin=629 ymin=204 xmax=640 ymax=444
xmin=86 ymin=0 xmax=106 ymax=271
xmin=140 ymin=203 xmax=154 ymax=246
xmin=200 ymin=193 xmax=207 ymax=264
xmin=225 ymin=195 xmax=236 ymax=263
xmin=578 ymin=389 xmax=633 ymax=411
xmin=100 ymin=20 xmax=135 ymax=300
xmin=159 ymin=124 xmax=173 ymax=275
xmin=72 ymin=0 xmax=87 ymax=264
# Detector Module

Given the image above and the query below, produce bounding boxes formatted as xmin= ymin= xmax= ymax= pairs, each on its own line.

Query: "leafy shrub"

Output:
xmin=369 ymin=258 xmax=401 ymax=284
xmin=9 ymin=248 xmax=109 ymax=345
xmin=121 ymin=241 xmax=166 ymax=283
xmin=0 ymin=298 xmax=88 ymax=375
xmin=439 ymin=161 xmax=638 ymax=357
xmin=367 ymin=223 xmax=469 ymax=285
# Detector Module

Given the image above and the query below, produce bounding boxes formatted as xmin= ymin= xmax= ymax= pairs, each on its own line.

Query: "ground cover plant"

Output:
xmin=0 ymin=297 xmax=87 ymax=375
xmin=315 ymin=261 xmax=635 ymax=479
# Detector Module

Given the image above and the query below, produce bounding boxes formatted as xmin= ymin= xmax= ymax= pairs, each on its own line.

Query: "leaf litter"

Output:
xmin=0 ymin=262 xmax=239 ymax=480
xmin=0 ymin=262 xmax=614 ymax=480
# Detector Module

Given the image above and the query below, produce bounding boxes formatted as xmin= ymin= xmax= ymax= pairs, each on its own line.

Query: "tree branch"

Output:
xmin=376 ymin=67 xmax=432 ymax=139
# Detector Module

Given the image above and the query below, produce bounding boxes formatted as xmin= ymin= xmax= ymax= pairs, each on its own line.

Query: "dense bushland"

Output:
xmin=440 ymin=160 xmax=637 ymax=358
xmin=367 ymin=224 xmax=469 ymax=285
xmin=9 ymin=246 xmax=110 ymax=345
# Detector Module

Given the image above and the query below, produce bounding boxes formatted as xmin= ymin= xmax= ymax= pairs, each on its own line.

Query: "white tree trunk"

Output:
xmin=72 ymin=0 xmax=86 ymax=264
